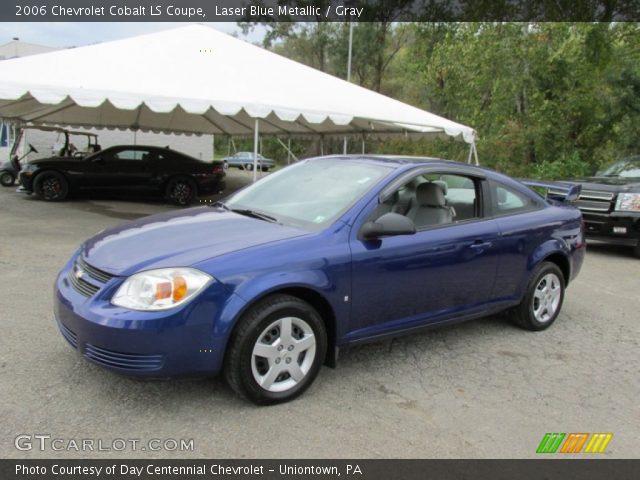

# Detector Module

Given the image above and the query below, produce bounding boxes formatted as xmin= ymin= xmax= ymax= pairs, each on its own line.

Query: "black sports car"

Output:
xmin=18 ymin=145 xmax=225 ymax=205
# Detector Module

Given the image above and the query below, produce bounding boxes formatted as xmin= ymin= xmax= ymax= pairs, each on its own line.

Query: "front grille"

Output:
xmin=76 ymin=257 xmax=114 ymax=283
xmin=576 ymin=189 xmax=615 ymax=213
xmin=57 ymin=321 xmax=78 ymax=349
xmin=67 ymin=257 xmax=115 ymax=298
xmin=580 ymin=189 xmax=615 ymax=201
xmin=68 ymin=270 xmax=100 ymax=297
xmin=84 ymin=344 xmax=164 ymax=371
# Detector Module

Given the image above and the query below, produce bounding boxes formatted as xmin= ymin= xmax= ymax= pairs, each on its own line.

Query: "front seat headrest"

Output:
xmin=416 ymin=182 xmax=446 ymax=207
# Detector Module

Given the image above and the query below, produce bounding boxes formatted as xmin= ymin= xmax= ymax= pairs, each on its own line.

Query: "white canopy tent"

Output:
xmin=0 ymin=24 xmax=478 ymax=178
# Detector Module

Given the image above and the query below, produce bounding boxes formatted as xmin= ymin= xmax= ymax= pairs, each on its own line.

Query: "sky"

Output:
xmin=0 ymin=22 xmax=265 ymax=48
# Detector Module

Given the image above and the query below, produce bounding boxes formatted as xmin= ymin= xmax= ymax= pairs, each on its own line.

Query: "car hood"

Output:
xmin=568 ymin=176 xmax=640 ymax=192
xmin=81 ymin=206 xmax=309 ymax=276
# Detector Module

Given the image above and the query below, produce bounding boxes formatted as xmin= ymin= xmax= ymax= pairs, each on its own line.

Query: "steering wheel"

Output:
xmin=28 ymin=143 xmax=38 ymax=154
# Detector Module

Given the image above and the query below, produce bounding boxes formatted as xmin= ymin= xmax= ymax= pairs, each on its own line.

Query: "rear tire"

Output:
xmin=165 ymin=176 xmax=196 ymax=206
xmin=33 ymin=171 xmax=68 ymax=201
xmin=510 ymin=261 xmax=565 ymax=331
xmin=224 ymin=294 xmax=327 ymax=405
xmin=0 ymin=171 xmax=15 ymax=186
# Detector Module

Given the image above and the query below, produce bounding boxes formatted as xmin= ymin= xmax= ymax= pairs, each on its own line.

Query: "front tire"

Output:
xmin=511 ymin=261 xmax=565 ymax=331
xmin=224 ymin=294 xmax=327 ymax=405
xmin=33 ymin=171 xmax=68 ymax=201
xmin=165 ymin=176 xmax=196 ymax=206
xmin=0 ymin=171 xmax=15 ymax=186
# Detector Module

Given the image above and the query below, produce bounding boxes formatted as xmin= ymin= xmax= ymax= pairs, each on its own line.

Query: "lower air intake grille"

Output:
xmin=84 ymin=344 xmax=164 ymax=371
xmin=57 ymin=321 xmax=78 ymax=349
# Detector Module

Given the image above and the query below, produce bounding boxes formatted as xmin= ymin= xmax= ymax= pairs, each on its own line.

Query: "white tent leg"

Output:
xmin=212 ymin=134 xmax=215 ymax=161
xmin=343 ymin=137 xmax=347 ymax=154
xmin=253 ymin=118 xmax=259 ymax=182
xmin=467 ymin=143 xmax=473 ymax=164
xmin=472 ymin=142 xmax=479 ymax=166
xmin=287 ymin=138 xmax=291 ymax=165
xmin=362 ymin=136 xmax=365 ymax=154
xmin=320 ymin=136 xmax=324 ymax=156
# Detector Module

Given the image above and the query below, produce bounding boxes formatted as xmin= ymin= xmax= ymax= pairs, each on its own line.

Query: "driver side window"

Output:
xmin=371 ymin=172 xmax=480 ymax=230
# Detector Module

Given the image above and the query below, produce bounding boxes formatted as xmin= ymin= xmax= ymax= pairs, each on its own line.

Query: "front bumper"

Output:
xmin=582 ymin=211 xmax=640 ymax=246
xmin=54 ymin=253 xmax=239 ymax=378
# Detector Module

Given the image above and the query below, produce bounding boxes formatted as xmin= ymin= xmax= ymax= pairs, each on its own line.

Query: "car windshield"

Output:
xmin=600 ymin=156 xmax=640 ymax=178
xmin=224 ymin=158 xmax=392 ymax=230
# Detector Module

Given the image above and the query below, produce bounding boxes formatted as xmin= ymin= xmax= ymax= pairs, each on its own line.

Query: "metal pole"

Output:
xmin=343 ymin=22 xmax=354 ymax=155
xmin=287 ymin=138 xmax=291 ymax=165
xmin=212 ymin=134 xmax=215 ymax=161
xmin=472 ymin=142 xmax=480 ymax=166
xmin=253 ymin=118 xmax=259 ymax=182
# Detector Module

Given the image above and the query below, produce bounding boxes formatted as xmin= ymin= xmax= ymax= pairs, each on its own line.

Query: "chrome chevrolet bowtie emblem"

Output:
xmin=75 ymin=266 xmax=84 ymax=280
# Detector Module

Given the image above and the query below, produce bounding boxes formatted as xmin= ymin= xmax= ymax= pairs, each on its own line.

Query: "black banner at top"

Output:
xmin=3 ymin=0 xmax=640 ymax=22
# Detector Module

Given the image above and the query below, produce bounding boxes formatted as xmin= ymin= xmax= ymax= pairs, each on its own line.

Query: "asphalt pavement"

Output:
xmin=1 ymin=170 xmax=638 ymax=458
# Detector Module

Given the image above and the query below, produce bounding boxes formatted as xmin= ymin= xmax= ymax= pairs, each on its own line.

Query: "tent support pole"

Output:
xmin=212 ymin=134 xmax=215 ymax=161
xmin=362 ymin=135 xmax=365 ymax=154
xmin=287 ymin=137 xmax=291 ymax=165
xmin=276 ymin=137 xmax=298 ymax=163
xmin=472 ymin=142 xmax=479 ymax=165
xmin=253 ymin=118 xmax=259 ymax=182
xmin=320 ymin=136 xmax=324 ymax=156
xmin=343 ymin=137 xmax=348 ymax=154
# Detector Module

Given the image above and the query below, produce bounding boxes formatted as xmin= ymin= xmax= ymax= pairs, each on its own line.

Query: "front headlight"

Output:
xmin=112 ymin=268 xmax=213 ymax=311
xmin=615 ymin=193 xmax=640 ymax=212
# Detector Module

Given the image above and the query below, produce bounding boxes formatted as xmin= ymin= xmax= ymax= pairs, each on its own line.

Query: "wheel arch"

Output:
xmin=541 ymin=252 xmax=570 ymax=287
xmin=222 ymin=284 xmax=338 ymax=368
xmin=163 ymin=173 xmax=198 ymax=196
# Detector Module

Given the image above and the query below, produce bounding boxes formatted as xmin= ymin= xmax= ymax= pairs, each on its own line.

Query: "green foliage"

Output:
xmin=240 ymin=22 xmax=640 ymax=180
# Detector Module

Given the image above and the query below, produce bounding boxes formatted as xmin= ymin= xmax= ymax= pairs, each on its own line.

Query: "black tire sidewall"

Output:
xmin=34 ymin=171 xmax=68 ymax=201
xmin=521 ymin=262 xmax=565 ymax=330
xmin=0 ymin=172 xmax=15 ymax=186
xmin=231 ymin=297 xmax=327 ymax=404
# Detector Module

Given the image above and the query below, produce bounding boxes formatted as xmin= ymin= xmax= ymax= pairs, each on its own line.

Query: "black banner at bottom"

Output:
xmin=2 ymin=459 xmax=638 ymax=480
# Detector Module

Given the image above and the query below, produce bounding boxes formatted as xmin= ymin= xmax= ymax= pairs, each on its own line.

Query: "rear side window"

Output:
xmin=114 ymin=150 xmax=150 ymax=161
xmin=490 ymin=180 xmax=540 ymax=216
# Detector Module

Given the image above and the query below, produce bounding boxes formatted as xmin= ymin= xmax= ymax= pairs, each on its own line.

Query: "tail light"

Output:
xmin=212 ymin=165 xmax=223 ymax=174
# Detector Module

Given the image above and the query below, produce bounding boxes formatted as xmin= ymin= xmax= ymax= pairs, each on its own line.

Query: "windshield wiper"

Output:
xmin=231 ymin=208 xmax=279 ymax=223
xmin=210 ymin=200 xmax=230 ymax=210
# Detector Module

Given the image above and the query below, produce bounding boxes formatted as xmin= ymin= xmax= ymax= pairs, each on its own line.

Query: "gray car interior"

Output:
xmin=373 ymin=175 xmax=478 ymax=229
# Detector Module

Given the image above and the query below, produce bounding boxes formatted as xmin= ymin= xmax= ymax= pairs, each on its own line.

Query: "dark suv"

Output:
xmin=18 ymin=145 xmax=225 ymax=206
xmin=563 ymin=156 xmax=640 ymax=257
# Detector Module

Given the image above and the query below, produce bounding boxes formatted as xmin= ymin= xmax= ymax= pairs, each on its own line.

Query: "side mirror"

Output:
xmin=360 ymin=212 xmax=416 ymax=240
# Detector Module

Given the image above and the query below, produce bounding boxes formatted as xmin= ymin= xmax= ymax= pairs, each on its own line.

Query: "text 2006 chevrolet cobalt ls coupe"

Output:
xmin=55 ymin=156 xmax=585 ymax=404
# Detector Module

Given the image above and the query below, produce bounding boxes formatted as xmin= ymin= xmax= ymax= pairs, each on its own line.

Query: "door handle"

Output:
xmin=470 ymin=241 xmax=493 ymax=250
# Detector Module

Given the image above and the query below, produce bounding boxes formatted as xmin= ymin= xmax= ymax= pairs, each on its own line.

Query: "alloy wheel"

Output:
xmin=251 ymin=316 xmax=316 ymax=393
xmin=42 ymin=177 xmax=62 ymax=200
xmin=532 ymin=273 xmax=562 ymax=323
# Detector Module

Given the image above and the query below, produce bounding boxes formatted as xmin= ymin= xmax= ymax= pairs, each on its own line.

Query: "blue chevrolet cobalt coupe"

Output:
xmin=55 ymin=156 xmax=585 ymax=404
